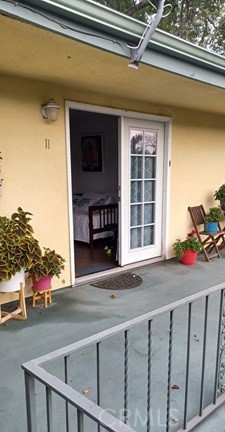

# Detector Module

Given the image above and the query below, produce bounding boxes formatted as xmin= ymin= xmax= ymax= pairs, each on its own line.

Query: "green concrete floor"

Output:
xmin=1 ymin=252 xmax=225 ymax=432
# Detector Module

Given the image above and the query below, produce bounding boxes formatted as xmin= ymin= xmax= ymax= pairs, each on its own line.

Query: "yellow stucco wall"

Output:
xmin=1 ymin=74 xmax=225 ymax=303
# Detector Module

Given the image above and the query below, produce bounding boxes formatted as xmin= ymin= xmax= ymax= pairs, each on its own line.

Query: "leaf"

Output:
xmin=110 ymin=293 xmax=117 ymax=299
xmin=172 ymin=384 xmax=180 ymax=389
xmin=171 ymin=416 xmax=179 ymax=424
xmin=83 ymin=387 xmax=91 ymax=395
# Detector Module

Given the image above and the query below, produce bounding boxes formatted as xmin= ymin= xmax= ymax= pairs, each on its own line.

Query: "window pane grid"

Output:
xmin=130 ymin=128 xmax=157 ymax=250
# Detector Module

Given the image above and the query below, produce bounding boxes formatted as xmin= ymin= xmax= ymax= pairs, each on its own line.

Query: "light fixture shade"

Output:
xmin=41 ymin=99 xmax=60 ymax=122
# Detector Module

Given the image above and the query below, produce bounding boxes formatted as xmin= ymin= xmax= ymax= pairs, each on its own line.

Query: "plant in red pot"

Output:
xmin=29 ymin=247 xmax=65 ymax=291
xmin=172 ymin=230 xmax=202 ymax=266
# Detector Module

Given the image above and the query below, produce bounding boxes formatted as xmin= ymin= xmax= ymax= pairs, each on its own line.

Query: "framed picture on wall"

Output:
xmin=81 ymin=134 xmax=103 ymax=172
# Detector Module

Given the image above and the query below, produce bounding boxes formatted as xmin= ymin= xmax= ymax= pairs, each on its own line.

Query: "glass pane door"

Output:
xmin=120 ymin=118 xmax=164 ymax=266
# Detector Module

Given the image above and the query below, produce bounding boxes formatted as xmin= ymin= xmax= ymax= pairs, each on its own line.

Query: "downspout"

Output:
xmin=128 ymin=0 xmax=165 ymax=69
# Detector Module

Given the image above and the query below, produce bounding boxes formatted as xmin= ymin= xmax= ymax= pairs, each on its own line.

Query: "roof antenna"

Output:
xmin=128 ymin=0 xmax=167 ymax=69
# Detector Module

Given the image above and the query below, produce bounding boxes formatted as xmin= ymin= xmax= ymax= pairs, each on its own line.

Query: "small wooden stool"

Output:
xmin=32 ymin=287 xmax=52 ymax=308
xmin=0 ymin=283 xmax=27 ymax=324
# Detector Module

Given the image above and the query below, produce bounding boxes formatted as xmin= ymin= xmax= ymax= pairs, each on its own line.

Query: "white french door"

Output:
xmin=119 ymin=117 xmax=165 ymax=266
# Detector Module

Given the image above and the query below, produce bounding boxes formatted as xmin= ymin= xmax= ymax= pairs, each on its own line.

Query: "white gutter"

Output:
xmin=23 ymin=0 xmax=225 ymax=71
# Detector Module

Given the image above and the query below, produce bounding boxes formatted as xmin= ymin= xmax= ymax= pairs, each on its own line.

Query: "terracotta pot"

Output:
xmin=32 ymin=275 xmax=52 ymax=291
xmin=0 ymin=269 xmax=25 ymax=293
xmin=181 ymin=250 xmax=197 ymax=266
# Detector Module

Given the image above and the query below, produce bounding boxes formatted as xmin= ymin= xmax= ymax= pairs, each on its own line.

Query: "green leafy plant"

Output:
xmin=29 ymin=247 xmax=65 ymax=281
xmin=173 ymin=230 xmax=202 ymax=258
xmin=0 ymin=208 xmax=42 ymax=282
xmin=204 ymin=207 xmax=224 ymax=223
xmin=214 ymin=184 xmax=225 ymax=201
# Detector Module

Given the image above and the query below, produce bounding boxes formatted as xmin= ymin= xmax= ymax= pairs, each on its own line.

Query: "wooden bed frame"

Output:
xmin=88 ymin=203 xmax=118 ymax=248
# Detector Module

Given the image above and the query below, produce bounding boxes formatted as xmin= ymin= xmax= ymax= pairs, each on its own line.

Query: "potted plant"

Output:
xmin=214 ymin=184 xmax=225 ymax=211
xmin=173 ymin=230 xmax=202 ymax=265
xmin=204 ymin=207 xmax=224 ymax=233
xmin=29 ymin=247 xmax=65 ymax=291
xmin=0 ymin=208 xmax=42 ymax=292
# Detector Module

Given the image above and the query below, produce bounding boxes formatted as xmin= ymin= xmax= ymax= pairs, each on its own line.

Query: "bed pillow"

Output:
xmin=104 ymin=193 xmax=118 ymax=204
xmin=73 ymin=194 xmax=82 ymax=210
xmin=95 ymin=194 xmax=111 ymax=205
xmin=82 ymin=191 xmax=102 ymax=199
xmin=75 ymin=197 xmax=98 ymax=212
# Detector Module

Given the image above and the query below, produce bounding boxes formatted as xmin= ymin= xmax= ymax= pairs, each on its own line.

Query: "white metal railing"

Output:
xmin=22 ymin=282 xmax=225 ymax=432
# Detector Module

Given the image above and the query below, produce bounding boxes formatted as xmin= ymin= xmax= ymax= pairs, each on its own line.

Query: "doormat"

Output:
xmin=91 ymin=272 xmax=143 ymax=290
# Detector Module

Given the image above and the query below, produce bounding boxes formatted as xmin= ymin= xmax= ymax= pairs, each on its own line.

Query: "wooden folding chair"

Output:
xmin=188 ymin=205 xmax=225 ymax=262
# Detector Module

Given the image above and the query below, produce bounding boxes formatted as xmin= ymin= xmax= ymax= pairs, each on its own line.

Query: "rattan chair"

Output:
xmin=188 ymin=205 xmax=225 ymax=262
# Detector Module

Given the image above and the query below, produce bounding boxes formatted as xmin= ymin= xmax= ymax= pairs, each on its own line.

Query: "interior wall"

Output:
xmin=70 ymin=110 xmax=118 ymax=194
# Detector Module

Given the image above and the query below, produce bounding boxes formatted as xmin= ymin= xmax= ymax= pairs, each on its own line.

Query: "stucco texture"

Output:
xmin=1 ymin=72 xmax=225 ymax=303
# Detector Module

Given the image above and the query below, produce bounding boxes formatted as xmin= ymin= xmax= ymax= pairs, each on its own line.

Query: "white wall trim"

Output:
xmin=65 ymin=101 xmax=171 ymax=122
xmin=65 ymin=103 xmax=75 ymax=285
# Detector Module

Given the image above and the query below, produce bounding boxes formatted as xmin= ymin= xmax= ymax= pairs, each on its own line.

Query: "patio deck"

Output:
xmin=1 ymin=252 xmax=225 ymax=432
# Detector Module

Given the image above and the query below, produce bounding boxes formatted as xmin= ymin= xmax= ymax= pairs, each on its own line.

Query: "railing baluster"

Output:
xmin=64 ymin=355 xmax=70 ymax=432
xmin=166 ymin=310 xmax=174 ymax=432
xmin=214 ymin=288 xmax=224 ymax=403
xmin=199 ymin=295 xmax=209 ymax=416
xmin=183 ymin=302 xmax=192 ymax=429
xmin=77 ymin=409 xmax=84 ymax=432
xmin=24 ymin=372 xmax=37 ymax=432
xmin=147 ymin=320 xmax=152 ymax=432
xmin=23 ymin=282 xmax=225 ymax=432
xmin=124 ymin=329 xmax=129 ymax=424
xmin=46 ymin=387 xmax=53 ymax=432
xmin=97 ymin=342 xmax=101 ymax=432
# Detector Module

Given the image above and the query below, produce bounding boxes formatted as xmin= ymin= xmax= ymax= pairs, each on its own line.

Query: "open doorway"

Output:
xmin=69 ymin=109 xmax=119 ymax=278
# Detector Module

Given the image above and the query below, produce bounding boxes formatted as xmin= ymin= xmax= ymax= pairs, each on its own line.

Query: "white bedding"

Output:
xmin=73 ymin=208 xmax=113 ymax=244
xmin=73 ymin=191 xmax=117 ymax=244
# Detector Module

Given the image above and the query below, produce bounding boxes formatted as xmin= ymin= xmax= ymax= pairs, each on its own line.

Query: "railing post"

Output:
xmin=64 ymin=355 xmax=70 ymax=432
xmin=214 ymin=289 xmax=225 ymax=401
xmin=183 ymin=302 xmax=192 ymax=429
xmin=124 ymin=329 xmax=129 ymax=424
xmin=77 ymin=409 xmax=84 ymax=432
xmin=147 ymin=320 xmax=152 ymax=432
xmin=97 ymin=342 xmax=101 ymax=432
xmin=199 ymin=295 xmax=209 ymax=416
xmin=166 ymin=310 xmax=174 ymax=432
xmin=24 ymin=371 xmax=37 ymax=432
xmin=46 ymin=387 xmax=53 ymax=432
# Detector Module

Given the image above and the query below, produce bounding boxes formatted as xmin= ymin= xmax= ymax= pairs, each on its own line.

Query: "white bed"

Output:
xmin=73 ymin=191 xmax=118 ymax=246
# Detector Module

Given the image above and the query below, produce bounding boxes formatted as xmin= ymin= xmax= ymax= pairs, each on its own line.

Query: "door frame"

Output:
xmin=65 ymin=100 xmax=172 ymax=286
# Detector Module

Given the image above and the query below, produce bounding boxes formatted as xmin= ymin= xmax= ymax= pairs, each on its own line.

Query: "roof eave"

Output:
xmin=1 ymin=0 xmax=224 ymax=87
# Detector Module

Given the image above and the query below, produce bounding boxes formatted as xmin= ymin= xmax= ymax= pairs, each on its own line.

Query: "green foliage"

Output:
xmin=96 ymin=0 xmax=225 ymax=54
xmin=173 ymin=230 xmax=202 ymax=258
xmin=0 ymin=210 xmax=42 ymax=282
xmin=0 ymin=208 xmax=65 ymax=283
xmin=29 ymin=247 xmax=65 ymax=281
xmin=214 ymin=184 xmax=225 ymax=200
xmin=204 ymin=207 xmax=224 ymax=222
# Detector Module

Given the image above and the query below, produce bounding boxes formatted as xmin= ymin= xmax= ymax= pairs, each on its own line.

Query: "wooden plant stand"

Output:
xmin=32 ymin=287 xmax=52 ymax=308
xmin=0 ymin=283 xmax=27 ymax=325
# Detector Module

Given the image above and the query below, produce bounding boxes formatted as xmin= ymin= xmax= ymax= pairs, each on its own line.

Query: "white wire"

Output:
xmin=126 ymin=1 xmax=172 ymax=50
xmin=148 ymin=0 xmax=173 ymax=18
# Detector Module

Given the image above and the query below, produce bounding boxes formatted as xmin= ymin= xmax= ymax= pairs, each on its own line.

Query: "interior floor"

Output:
xmin=75 ymin=238 xmax=118 ymax=277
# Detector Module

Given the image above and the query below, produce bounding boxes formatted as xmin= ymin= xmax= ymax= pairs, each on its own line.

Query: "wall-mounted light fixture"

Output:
xmin=41 ymin=99 xmax=60 ymax=122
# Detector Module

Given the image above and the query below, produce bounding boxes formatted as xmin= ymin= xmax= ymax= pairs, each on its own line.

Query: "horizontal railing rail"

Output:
xmin=22 ymin=281 xmax=225 ymax=432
